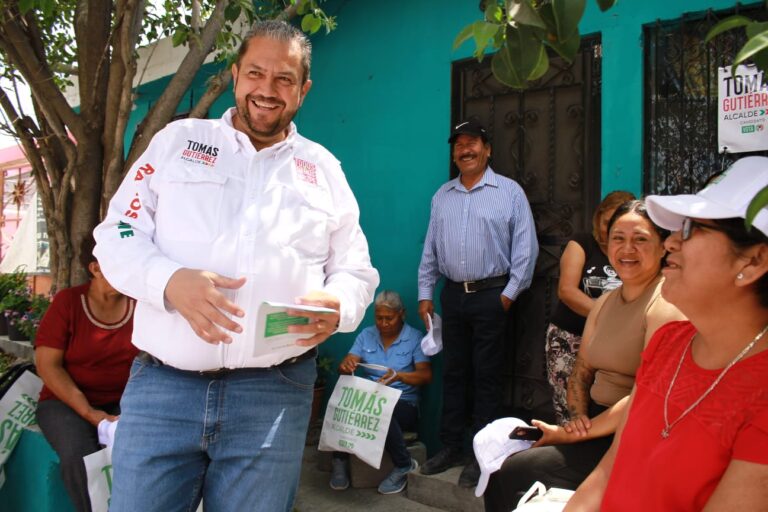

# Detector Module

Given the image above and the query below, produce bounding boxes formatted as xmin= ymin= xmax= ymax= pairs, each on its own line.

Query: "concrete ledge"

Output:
xmin=0 ymin=336 xmax=34 ymax=361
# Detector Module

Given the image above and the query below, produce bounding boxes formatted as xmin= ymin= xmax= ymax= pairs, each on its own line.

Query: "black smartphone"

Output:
xmin=509 ymin=425 xmax=543 ymax=441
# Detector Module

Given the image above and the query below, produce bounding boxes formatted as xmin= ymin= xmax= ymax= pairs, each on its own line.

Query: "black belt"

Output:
xmin=136 ymin=347 xmax=318 ymax=377
xmin=446 ymin=274 xmax=508 ymax=293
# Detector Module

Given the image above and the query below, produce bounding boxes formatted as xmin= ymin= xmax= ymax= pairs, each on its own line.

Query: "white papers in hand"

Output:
xmin=253 ymin=301 xmax=336 ymax=357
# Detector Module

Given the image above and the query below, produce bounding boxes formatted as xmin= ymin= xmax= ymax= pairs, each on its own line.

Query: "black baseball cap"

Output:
xmin=448 ymin=120 xmax=489 ymax=144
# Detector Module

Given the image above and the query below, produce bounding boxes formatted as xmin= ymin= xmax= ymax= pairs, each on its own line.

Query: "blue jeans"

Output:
xmin=110 ymin=354 xmax=315 ymax=512
xmin=37 ymin=399 xmax=121 ymax=512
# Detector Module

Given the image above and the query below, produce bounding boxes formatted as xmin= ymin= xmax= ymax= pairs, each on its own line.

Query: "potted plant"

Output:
xmin=0 ymin=270 xmax=32 ymax=341
xmin=0 ymin=269 xmax=27 ymax=336
xmin=311 ymin=356 xmax=335 ymax=423
xmin=16 ymin=293 xmax=51 ymax=342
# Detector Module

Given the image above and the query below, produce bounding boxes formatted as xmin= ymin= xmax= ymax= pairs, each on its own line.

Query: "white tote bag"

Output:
xmin=0 ymin=369 xmax=43 ymax=488
xmin=317 ymin=375 xmax=401 ymax=469
xmin=513 ymin=481 xmax=575 ymax=512
xmin=84 ymin=446 xmax=113 ymax=512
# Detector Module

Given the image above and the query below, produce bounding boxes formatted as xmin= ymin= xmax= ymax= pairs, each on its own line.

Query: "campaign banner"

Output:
xmin=318 ymin=375 xmax=401 ymax=469
xmin=718 ymin=64 xmax=768 ymax=153
xmin=0 ymin=370 xmax=42 ymax=488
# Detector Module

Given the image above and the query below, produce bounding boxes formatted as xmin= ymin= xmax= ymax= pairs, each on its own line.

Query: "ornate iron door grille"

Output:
xmin=450 ymin=36 xmax=602 ymax=421
xmin=645 ymin=5 xmax=768 ymax=195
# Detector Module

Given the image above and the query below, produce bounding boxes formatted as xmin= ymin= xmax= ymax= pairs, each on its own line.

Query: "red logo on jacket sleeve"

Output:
xmin=294 ymin=157 xmax=317 ymax=185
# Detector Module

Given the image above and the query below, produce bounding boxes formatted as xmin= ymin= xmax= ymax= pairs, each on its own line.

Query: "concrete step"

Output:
xmin=296 ymin=445 xmax=445 ymax=512
xmin=405 ymin=466 xmax=484 ymax=512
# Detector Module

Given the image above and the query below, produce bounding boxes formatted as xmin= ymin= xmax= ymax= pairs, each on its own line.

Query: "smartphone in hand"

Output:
xmin=509 ymin=425 xmax=543 ymax=441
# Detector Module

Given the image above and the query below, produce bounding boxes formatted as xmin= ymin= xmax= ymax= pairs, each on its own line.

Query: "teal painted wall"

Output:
xmin=578 ymin=0 xmax=752 ymax=194
xmin=294 ymin=0 xmax=758 ymax=453
xmin=123 ymin=0 xmax=756 ymax=454
xmin=0 ymin=428 xmax=75 ymax=512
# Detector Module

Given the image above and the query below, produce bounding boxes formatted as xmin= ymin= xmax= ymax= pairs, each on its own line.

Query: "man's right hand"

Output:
xmin=418 ymin=300 xmax=434 ymax=331
xmin=164 ymin=268 xmax=246 ymax=344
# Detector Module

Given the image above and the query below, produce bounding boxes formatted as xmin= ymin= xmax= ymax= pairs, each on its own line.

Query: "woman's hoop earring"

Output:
xmin=737 ymin=272 xmax=744 ymax=280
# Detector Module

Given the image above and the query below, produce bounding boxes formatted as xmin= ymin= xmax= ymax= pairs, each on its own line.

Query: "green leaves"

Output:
xmin=552 ymin=0 xmax=585 ymax=42
xmin=546 ymin=27 xmax=581 ymax=62
xmin=485 ymin=2 xmax=503 ymax=23
xmin=454 ymin=0 xmax=613 ymax=89
xmin=746 ymin=185 xmax=768 ymax=231
xmin=454 ymin=22 xmax=475 ymax=50
xmin=472 ymin=21 xmax=503 ymax=59
xmin=172 ymin=26 xmax=189 ymax=48
xmin=224 ymin=2 xmax=241 ymax=23
xmin=506 ymin=0 xmax=545 ymax=30
xmin=296 ymin=1 xmax=337 ymax=35
xmin=301 ymin=13 xmax=323 ymax=34
xmin=704 ymin=15 xmax=752 ymax=43
xmin=735 ymin=28 xmax=768 ymax=68
xmin=706 ymin=14 xmax=768 ymax=77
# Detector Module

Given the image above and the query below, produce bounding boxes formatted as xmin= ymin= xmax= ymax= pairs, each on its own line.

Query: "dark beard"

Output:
xmin=236 ymin=102 xmax=286 ymax=139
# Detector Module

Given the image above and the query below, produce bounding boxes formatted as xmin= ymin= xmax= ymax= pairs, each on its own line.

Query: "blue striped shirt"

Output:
xmin=418 ymin=168 xmax=538 ymax=301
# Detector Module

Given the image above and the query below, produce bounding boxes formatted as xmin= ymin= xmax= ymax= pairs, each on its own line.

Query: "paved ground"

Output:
xmin=294 ymin=433 xmax=445 ymax=512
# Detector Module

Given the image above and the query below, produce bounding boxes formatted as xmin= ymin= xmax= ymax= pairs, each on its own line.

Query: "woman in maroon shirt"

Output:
xmin=35 ymin=236 xmax=136 ymax=512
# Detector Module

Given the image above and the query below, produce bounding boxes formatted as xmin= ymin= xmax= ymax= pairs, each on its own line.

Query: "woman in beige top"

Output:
xmin=483 ymin=200 xmax=685 ymax=511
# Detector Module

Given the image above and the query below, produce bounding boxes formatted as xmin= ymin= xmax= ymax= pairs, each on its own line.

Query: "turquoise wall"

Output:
xmin=293 ymin=0 xmax=755 ymax=452
xmin=0 ymin=428 xmax=75 ymax=512
xmin=124 ymin=0 xmax=755 ymax=453
xmin=578 ymin=0 xmax=750 ymax=194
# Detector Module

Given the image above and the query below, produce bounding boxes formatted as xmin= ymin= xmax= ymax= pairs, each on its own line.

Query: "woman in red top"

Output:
xmin=566 ymin=156 xmax=768 ymax=511
xmin=35 ymin=236 xmax=137 ymax=512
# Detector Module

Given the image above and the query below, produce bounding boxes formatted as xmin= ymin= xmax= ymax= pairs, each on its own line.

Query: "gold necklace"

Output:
xmin=662 ymin=324 xmax=768 ymax=439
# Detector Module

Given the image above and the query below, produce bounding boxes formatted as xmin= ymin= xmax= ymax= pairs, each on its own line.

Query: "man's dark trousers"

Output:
xmin=439 ymin=283 xmax=508 ymax=449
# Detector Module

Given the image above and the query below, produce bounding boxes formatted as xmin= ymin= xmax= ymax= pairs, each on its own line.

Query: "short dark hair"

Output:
xmin=79 ymin=234 xmax=97 ymax=276
xmin=711 ymin=217 xmax=768 ymax=308
xmin=235 ymin=20 xmax=312 ymax=83
xmin=592 ymin=190 xmax=636 ymax=242
xmin=607 ymin=199 xmax=670 ymax=241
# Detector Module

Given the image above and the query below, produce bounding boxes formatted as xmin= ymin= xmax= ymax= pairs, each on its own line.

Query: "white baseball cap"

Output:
xmin=646 ymin=156 xmax=768 ymax=237
xmin=473 ymin=417 xmax=534 ymax=497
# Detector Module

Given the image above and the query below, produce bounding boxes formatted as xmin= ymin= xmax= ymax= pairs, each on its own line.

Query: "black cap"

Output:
xmin=448 ymin=120 xmax=489 ymax=144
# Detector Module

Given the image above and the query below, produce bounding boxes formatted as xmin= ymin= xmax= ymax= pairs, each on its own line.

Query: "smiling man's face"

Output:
xmin=452 ymin=134 xmax=491 ymax=178
xmin=231 ymin=36 xmax=312 ymax=149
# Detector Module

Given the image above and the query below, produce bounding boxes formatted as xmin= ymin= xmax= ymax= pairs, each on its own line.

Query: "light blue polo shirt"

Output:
xmin=349 ymin=323 xmax=429 ymax=403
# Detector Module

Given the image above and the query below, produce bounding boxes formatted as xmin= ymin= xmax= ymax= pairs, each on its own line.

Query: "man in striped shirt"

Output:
xmin=417 ymin=120 xmax=538 ymax=488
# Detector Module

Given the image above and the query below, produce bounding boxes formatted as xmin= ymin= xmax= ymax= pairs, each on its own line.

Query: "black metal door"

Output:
xmin=450 ymin=36 xmax=602 ymax=422
xmin=645 ymin=6 xmax=768 ymax=195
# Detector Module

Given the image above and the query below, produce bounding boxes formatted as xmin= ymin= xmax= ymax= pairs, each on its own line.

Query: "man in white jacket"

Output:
xmin=94 ymin=20 xmax=378 ymax=512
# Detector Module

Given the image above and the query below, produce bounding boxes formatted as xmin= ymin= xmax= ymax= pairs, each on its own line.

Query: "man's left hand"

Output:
xmin=500 ymin=295 xmax=513 ymax=312
xmin=287 ymin=290 xmax=341 ymax=347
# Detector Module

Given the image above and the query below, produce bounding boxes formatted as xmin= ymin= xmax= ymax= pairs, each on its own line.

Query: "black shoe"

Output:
xmin=420 ymin=446 xmax=464 ymax=475
xmin=458 ymin=459 xmax=480 ymax=488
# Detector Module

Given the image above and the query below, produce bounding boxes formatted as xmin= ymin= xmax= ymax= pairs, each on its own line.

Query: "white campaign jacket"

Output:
xmin=94 ymin=109 xmax=379 ymax=370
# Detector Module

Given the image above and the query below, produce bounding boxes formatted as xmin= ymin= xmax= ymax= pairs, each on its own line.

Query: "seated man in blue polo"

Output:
xmin=330 ymin=290 xmax=432 ymax=494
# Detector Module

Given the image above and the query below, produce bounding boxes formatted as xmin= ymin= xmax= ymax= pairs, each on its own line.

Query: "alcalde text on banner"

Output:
xmin=718 ymin=64 xmax=768 ymax=153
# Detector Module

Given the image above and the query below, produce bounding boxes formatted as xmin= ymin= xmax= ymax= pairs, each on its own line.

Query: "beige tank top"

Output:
xmin=587 ymin=275 xmax=669 ymax=407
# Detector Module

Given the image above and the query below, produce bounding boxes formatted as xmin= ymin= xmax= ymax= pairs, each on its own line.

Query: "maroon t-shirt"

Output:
xmin=35 ymin=282 xmax=137 ymax=406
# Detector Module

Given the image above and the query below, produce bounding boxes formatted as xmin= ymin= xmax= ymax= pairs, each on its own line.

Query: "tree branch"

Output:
xmin=0 ymin=6 xmax=85 ymax=140
xmin=125 ymin=0 xmax=229 ymax=166
xmin=102 ymin=0 xmax=145 ymax=210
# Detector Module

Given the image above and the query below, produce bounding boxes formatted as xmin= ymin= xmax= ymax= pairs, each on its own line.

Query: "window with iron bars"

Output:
xmin=644 ymin=5 xmax=768 ymax=196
